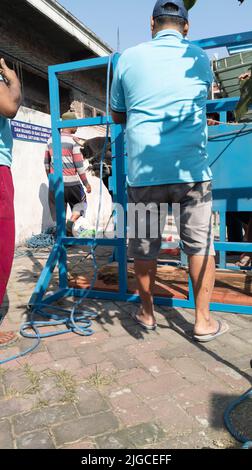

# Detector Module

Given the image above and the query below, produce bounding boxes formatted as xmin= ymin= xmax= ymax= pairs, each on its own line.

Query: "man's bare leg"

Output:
xmin=189 ymin=255 xmax=218 ymax=335
xmin=134 ymin=259 xmax=157 ymax=327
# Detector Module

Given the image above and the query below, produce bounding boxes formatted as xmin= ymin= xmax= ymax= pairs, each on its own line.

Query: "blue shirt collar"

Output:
xmin=154 ymin=29 xmax=183 ymax=40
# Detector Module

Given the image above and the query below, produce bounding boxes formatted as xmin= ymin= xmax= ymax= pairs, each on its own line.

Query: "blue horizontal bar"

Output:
xmin=207 ymin=97 xmax=240 ymax=113
xmin=68 ymin=288 xmax=126 ymax=302
xmin=37 ymin=289 xmax=68 ymax=306
xmin=63 ymin=237 xmax=123 ymax=247
xmin=49 ymin=56 xmax=110 ymax=75
xmin=67 ymin=288 xmax=192 ymax=307
xmin=193 ymin=31 xmax=252 ymax=50
xmin=215 ymin=242 xmax=252 ymax=252
xmin=58 ymin=116 xmax=113 ymax=129
xmin=210 ymin=303 xmax=252 ymax=315
xmin=31 ymin=289 xmax=252 ymax=316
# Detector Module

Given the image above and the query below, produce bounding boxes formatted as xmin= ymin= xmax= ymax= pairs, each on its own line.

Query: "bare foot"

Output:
xmin=194 ymin=318 xmax=220 ymax=337
xmin=0 ymin=331 xmax=18 ymax=348
xmin=136 ymin=308 xmax=156 ymax=328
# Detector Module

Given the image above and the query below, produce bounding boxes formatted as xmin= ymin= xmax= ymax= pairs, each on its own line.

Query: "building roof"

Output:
xmin=26 ymin=0 xmax=113 ymax=57
xmin=228 ymin=43 xmax=252 ymax=55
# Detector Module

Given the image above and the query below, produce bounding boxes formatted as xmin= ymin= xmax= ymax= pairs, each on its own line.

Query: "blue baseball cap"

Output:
xmin=153 ymin=1 xmax=189 ymax=21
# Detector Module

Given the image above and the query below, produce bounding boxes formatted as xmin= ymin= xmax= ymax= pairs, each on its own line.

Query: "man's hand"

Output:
xmin=0 ymin=59 xmax=18 ymax=85
xmin=0 ymin=58 xmax=22 ymax=119
xmin=239 ymin=71 xmax=252 ymax=81
xmin=73 ymin=136 xmax=86 ymax=147
xmin=85 ymin=184 xmax=92 ymax=194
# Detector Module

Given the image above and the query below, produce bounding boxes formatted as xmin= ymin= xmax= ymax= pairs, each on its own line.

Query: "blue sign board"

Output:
xmin=11 ymin=119 xmax=51 ymax=144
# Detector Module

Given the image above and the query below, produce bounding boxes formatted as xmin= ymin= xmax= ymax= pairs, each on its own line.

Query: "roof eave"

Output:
xmin=25 ymin=0 xmax=113 ymax=56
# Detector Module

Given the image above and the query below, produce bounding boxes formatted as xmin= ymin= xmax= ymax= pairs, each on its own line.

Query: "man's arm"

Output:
xmin=44 ymin=147 xmax=51 ymax=177
xmin=72 ymin=145 xmax=91 ymax=193
xmin=110 ymin=56 xmax=127 ymax=125
xmin=0 ymin=59 xmax=22 ymax=119
xmin=111 ymin=110 xmax=127 ymax=125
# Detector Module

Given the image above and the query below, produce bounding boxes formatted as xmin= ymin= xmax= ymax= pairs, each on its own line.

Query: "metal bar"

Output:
xmin=67 ymin=289 xmax=196 ymax=308
xmin=48 ymin=69 xmax=66 ymax=240
xmin=38 ymin=289 xmax=68 ymax=306
xmin=28 ymin=243 xmax=61 ymax=306
xmin=37 ymin=289 xmax=252 ymax=316
xmin=67 ymin=288 xmax=127 ymax=302
xmin=219 ymin=212 xmax=227 ymax=269
xmin=207 ymin=97 xmax=240 ymax=112
xmin=62 ymin=237 xmax=122 ymax=247
xmin=215 ymin=61 xmax=252 ymax=74
xmin=58 ymin=116 xmax=113 ymax=129
xmin=58 ymin=245 xmax=68 ymax=290
xmin=209 ymin=303 xmax=252 ymax=315
xmin=110 ymin=54 xmax=128 ymax=298
xmin=188 ymin=277 xmax=195 ymax=307
xmin=215 ymin=242 xmax=252 ymax=252
xmin=193 ymin=31 xmax=252 ymax=50
xmin=219 ymin=112 xmax=227 ymax=123
xmin=49 ymin=56 xmax=111 ymax=75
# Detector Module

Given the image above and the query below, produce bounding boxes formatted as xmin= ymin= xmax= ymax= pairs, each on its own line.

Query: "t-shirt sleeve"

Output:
xmin=202 ymin=51 xmax=214 ymax=88
xmin=110 ymin=57 xmax=126 ymax=113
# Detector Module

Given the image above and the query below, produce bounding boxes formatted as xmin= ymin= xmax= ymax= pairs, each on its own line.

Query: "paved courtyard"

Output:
xmin=0 ymin=248 xmax=251 ymax=449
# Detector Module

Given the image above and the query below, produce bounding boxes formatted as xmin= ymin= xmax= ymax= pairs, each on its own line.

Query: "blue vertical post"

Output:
xmin=48 ymin=68 xmax=68 ymax=289
xmin=219 ymin=211 xmax=227 ymax=269
xmin=219 ymin=111 xmax=227 ymax=123
xmin=111 ymin=54 xmax=128 ymax=299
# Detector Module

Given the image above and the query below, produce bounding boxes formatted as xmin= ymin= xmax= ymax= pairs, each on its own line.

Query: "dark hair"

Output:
xmin=154 ymin=2 xmax=187 ymax=33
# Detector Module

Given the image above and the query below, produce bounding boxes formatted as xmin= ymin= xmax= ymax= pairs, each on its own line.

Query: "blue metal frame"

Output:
xmin=30 ymin=31 xmax=252 ymax=315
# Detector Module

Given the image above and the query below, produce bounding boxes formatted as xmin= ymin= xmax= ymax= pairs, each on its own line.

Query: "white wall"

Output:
xmin=12 ymin=106 xmax=53 ymax=245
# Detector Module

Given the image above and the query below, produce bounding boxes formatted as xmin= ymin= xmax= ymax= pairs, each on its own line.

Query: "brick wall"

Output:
xmin=0 ymin=0 xmax=107 ymax=116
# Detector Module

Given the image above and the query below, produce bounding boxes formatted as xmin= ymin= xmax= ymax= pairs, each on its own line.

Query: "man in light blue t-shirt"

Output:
xmin=111 ymin=0 xmax=229 ymax=341
xmin=0 ymin=58 xmax=22 ymax=348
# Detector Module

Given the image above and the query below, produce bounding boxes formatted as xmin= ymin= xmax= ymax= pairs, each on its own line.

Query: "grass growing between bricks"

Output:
xmin=35 ymin=399 xmax=50 ymax=410
xmin=23 ymin=364 xmax=41 ymax=394
xmin=87 ymin=366 xmax=117 ymax=390
xmin=0 ymin=369 xmax=6 ymax=381
xmin=45 ymin=370 xmax=78 ymax=404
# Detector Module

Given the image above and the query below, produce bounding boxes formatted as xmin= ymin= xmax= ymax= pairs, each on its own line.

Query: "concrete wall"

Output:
xmin=12 ymin=107 xmax=53 ymax=245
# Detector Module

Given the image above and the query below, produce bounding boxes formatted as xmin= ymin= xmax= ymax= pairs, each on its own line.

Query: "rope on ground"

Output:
xmin=25 ymin=227 xmax=56 ymax=249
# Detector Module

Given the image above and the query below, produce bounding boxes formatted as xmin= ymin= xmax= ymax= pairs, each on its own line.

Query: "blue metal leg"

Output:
xmin=28 ymin=243 xmax=61 ymax=306
xmin=219 ymin=212 xmax=227 ymax=269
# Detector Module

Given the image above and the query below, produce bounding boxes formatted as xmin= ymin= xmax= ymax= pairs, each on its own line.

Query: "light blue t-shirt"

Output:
xmin=0 ymin=76 xmax=13 ymax=167
xmin=111 ymin=29 xmax=213 ymax=187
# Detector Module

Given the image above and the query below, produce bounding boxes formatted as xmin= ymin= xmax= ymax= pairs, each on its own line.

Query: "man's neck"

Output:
xmin=153 ymin=27 xmax=184 ymax=38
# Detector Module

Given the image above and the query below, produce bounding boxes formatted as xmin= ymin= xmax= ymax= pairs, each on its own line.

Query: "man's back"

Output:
xmin=45 ymin=133 xmax=83 ymax=186
xmin=111 ymin=29 xmax=213 ymax=187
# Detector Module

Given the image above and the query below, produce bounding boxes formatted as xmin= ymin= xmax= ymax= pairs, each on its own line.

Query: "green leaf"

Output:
xmin=235 ymin=70 xmax=252 ymax=121
xmin=184 ymin=0 xmax=198 ymax=10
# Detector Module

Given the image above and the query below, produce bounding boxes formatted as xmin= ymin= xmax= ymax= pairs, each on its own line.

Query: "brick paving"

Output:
xmin=0 ymin=248 xmax=251 ymax=449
